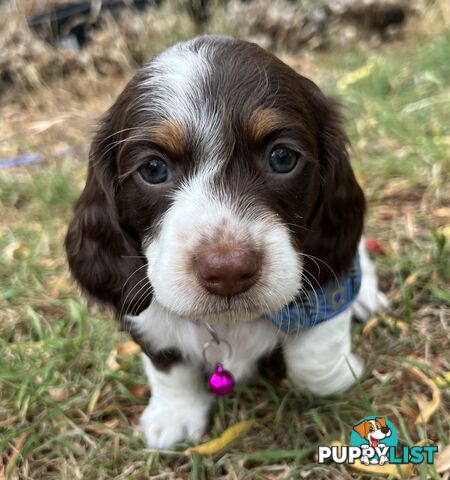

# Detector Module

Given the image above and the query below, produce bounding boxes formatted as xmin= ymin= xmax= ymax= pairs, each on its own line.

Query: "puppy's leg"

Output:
xmin=283 ymin=310 xmax=363 ymax=396
xmin=351 ymin=239 xmax=389 ymax=322
xmin=139 ymin=353 xmax=213 ymax=449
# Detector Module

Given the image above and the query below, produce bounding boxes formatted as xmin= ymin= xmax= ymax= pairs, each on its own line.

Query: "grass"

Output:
xmin=1 ymin=16 xmax=449 ymax=480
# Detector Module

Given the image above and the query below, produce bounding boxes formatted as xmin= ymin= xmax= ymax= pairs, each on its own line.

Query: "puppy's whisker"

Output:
xmin=299 ymin=252 xmax=341 ymax=288
xmin=299 ymin=271 xmax=322 ymax=330
xmin=119 ymin=264 xmax=150 ymax=320
xmin=131 ymin=286 xmax=154 ymax=318
xmin=120 ymin=274 xmax=149 ymax=315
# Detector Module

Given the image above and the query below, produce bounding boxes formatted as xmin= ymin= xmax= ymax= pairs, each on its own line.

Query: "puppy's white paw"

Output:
xmin=352 ymin=290 xmax=389 ymax=323
xmin=288 ymin=352 xmax=364 ymax=396
xmin=140 ymin=395 xmax=212 ymax=449
xmin=352 ymin=240 xmax=389 ymax=322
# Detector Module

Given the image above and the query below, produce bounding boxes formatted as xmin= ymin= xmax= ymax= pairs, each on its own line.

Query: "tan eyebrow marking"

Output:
xmin=249 ymin=109 xmax=286 ymax=143
xmin=149 ymin=118 xmax=186 ymax=157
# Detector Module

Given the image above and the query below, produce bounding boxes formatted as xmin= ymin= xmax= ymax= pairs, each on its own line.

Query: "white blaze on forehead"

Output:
xmin=139 ymin=39 xmax=225 ymax=168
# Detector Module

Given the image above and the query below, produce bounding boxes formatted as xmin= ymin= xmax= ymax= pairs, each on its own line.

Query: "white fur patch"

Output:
xmin=139 ymin=354 xmax=213 ymax=448
xmin=283 ymin=308 xmax=364 ymax=396
xmin=351 ymin=239 xmax=389 ymax=322
xmin=144 ymin=167 xmax=302 ymax=323
xmin=139 ymin=38 xmax=225 ymax=166
xmin=130 ymin=300 xmax=278 ymax=382
xmin=128 ymin=240 xmax=388 ymax=447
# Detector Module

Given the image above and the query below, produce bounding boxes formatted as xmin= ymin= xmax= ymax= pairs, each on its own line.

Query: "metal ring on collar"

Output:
xmin=202 ymin=338 xmax=232 ymax=365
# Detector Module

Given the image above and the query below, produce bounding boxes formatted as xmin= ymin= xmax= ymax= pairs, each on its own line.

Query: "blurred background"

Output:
xmin=0 ymin=1 xmax=449 ymax=479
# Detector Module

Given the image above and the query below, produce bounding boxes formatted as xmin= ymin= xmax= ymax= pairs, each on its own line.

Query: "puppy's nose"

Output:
xmin=193 ymin=247 xmax=261 ymax=296
xmin=381 ymin=427 xmax=389 ymax=434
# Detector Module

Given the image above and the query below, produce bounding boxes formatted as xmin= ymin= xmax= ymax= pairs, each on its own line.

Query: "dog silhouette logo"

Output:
xmin=351 ymin=416 xmax=398 ymax=465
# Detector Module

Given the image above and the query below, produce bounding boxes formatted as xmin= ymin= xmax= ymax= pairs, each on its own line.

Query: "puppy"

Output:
xmin=65 ymin=35 xmax=387 ymax=448
xmin=353 ymin=417 xmax=392 ymax=465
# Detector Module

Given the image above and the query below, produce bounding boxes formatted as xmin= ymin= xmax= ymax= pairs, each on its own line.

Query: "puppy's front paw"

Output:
xmin=352 ymin=290 xmax=389 ymax=322
xmin=139 ymin=394 xmax=212 ymax=449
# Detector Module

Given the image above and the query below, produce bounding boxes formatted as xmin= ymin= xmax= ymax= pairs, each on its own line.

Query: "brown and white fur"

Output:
xmin=65 ymin=35 xmax=387 ymax=448
xmin=353 ymin=417 xmax=392 ymax=465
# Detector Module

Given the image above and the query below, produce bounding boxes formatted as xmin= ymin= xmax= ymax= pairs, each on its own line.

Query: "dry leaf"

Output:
xmin=435 ymin=372 xmax=450 ymax=388
xmin=383 ymin=316 xmax=409 ymax=332
xmin=48 ymin=387 xmax=68 ymax=402
xmin=106 ymin=350 xmax=120 ymax=372
xmin=128 ymin=385 xmax=150 ymax=398
xmin=406 ymin=366 xmax=442 ymax=424
xmin=405 ymin=271 xmax=420 ymax=287
xmin=116 ymin=340 xmax=141 ymax=356
xmin=437 ymin=225 xmax=450 ymax=239
xmin=3 ymin=241 xmax=30 ymax=263
xmin=350 ymin=460 xmax=413 ymax=478
xmin=435 ymin=445 xmax=450 ymax=474
xmin=104 ymin=418 xmax=121 ymax=429
xmin=363 ymin=316 xmax=380 ymax=336
xmin=337 ymin=59 xmax=376 ymax=91
xmin=331 ymin=441 xmax=413 ymax=478
xmin=185 ymin=419 xmax=255 ymax=455
xmin=87 ymin=388 xmax=102 ymax=415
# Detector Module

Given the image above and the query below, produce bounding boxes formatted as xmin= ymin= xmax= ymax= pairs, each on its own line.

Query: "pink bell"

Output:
xmin=208 ymin=362 xmax=235 ymax=396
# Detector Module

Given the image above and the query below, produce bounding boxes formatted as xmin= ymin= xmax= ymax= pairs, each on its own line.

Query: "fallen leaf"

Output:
xmin=104 ymin=418 xmax=121 ymax=429
xmin=406 ymin=366 xmax=442 ymax=424
xmin=350 ymin=460 xmax=414 ymax=477
xmin=383 ymin=316 xmax=409 ymax=333
xmin=436 ymin=225 xmax=450 ymax=238
xmin=362 ymin=316 xmax=380 ymax=336
xmin=405 ymin=271 xmax=420 ymax=287
xmin=185 ymin=419 xmax=256 ymax=455
xmin=116 ymin=340 xmax=141 ymax=356
xmin=435 ymin=445 xmax=450 ymax=474
xmin=365 ymin=237 xmax=384 ymax=255
xmin=106 ymin=350 xmax=120 ymax=372
xmin=128 ymin=385 xmax=150 ymax=398
xmin=435 ymin=372 xmax=450 ymax=388
xmin=87 ymin=388 xmax=102 ymax=415
xmin=331 ymin=441 xmax=413 ymax=478
xmin=3 ymin=241 xmax=30 ymax=263
xmin=48 ymin=387 xmax=68 ymax=401
xmin=337 ymin=59 xmax=377 ymax=91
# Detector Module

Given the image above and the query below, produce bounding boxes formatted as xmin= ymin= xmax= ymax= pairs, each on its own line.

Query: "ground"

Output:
xmin=0 ymin=7 xmax=449 ymax=480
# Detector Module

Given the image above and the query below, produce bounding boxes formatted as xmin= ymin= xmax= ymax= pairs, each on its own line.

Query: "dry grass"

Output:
xmin=0 ymin=1 xmax=449 ymax=479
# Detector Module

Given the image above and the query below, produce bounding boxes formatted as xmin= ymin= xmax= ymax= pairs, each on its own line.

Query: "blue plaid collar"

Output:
xmin=266 ymin=255 xmax=362 ymax=334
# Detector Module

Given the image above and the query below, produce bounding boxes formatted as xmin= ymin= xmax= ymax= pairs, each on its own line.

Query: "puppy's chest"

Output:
xmin=129 ymin=303 xmax=279 ymax=380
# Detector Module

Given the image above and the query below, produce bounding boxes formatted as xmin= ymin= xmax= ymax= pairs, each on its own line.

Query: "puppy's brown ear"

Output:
xmin=303 ymin=94 xmax=365 ymax=285
xmin=65 ymin=108 xmax=151 ymax=316
xmin=376 ymin=417 xmax=387 ymax=427
xmin=353 ymin=420 xmax=369 ymax=439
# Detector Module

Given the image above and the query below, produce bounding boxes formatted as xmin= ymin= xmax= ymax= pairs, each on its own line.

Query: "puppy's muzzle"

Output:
xmin=193 ymin=244 xmax=261 ymax=297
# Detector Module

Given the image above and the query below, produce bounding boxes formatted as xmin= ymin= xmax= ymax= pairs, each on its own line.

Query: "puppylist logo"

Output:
xmin=318 ymin=416 xmax=438 ymax=466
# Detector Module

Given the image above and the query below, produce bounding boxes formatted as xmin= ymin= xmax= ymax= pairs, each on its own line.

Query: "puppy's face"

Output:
xmin=66 ymin=36 xmax=365 ymax=321
xmin=353 ymin=418 xmax=391 ymax=447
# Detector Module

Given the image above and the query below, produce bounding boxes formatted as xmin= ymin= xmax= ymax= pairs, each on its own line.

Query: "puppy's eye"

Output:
xmin=139 ymin=158 xmax=171 ymax=184
xmin=268 ymin=148 xmax=298 ymax=173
